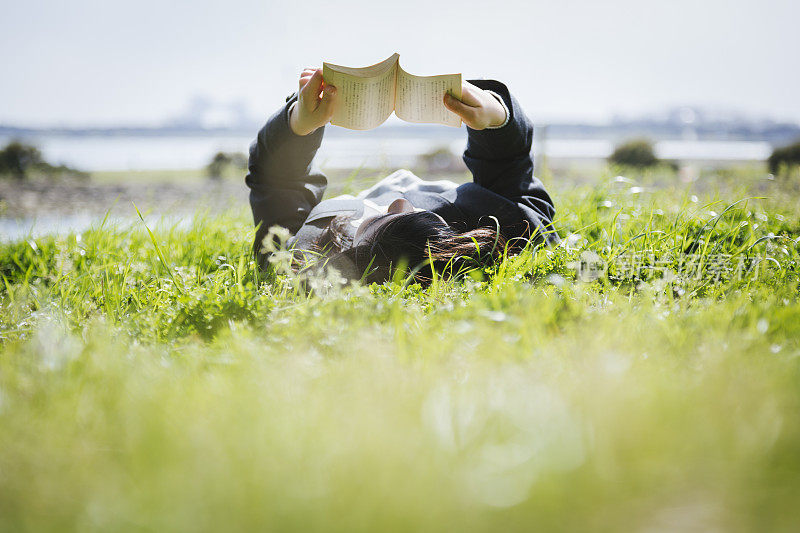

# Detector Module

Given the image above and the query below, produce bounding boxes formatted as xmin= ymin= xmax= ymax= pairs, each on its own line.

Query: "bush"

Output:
xmin=0 ymin=141 xmax=44 ymax=179
xmin=608 ymin=138 xmax=659 ymax=169
xmin=767 ymin=140 xmax=800 ymax=174
xmin=206 ymin=151 xmax=247 ymax=179
xmin=416 ymin=145 xmax=461 ymax=173
xmin=0 ymin=140 xmax=87 ymax=180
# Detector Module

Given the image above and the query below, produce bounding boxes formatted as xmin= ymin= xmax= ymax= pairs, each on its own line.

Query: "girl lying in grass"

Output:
xmin=245 ymin=68 xmax=558 ymax=284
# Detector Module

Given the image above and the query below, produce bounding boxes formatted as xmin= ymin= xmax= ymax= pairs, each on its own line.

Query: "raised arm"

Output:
xmin=245 ymin=69 xmax=338 ymax=268
xmin=444 ymin=79 xmax=557 ymax=244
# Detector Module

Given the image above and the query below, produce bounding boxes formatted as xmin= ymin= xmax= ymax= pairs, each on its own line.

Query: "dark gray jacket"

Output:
xmin=245 ymin=79 xmax=557 ymax=268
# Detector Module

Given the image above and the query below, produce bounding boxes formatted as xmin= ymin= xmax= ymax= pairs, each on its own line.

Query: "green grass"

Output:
xmin=87 ymin=166 xmax=401 ymax=187
xmin=89 ymin=168 xmax=207 ymax=183
xmin=1 ymin=166 xmax=799 ymax=532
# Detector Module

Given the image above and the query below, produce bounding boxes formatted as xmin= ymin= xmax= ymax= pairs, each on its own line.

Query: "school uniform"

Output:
xmin=245 ymin=79 xmax=558 ymax=270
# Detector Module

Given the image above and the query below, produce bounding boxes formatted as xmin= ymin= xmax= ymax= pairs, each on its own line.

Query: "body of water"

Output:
xmin=0 ymin=134 xmax=773 ymax=172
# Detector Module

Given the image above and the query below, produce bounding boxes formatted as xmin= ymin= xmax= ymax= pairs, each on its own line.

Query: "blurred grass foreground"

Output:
xmin=1 ymin=166 xmax=800 ymax=531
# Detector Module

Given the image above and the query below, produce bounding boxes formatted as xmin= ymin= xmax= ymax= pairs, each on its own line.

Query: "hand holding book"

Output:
xmin=289 ymin=68 xmax=338 ymax=136
xmin=443 ymin=83 xmax=507 ymax=130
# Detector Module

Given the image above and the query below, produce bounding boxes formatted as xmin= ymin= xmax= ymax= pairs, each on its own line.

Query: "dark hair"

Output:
xmin=305 ymin=211 xmax=508 ymax=285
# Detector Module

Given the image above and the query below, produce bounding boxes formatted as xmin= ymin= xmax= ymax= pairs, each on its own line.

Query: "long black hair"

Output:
xmin=305 ymin=211 xmax=509 ymax=284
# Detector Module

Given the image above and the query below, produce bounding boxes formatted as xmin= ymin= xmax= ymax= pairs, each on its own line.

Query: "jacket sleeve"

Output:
xmin=463 ymin=79 xmax=558 ymax=244
xmin=245 ymin=93 xmax=327 ymax=268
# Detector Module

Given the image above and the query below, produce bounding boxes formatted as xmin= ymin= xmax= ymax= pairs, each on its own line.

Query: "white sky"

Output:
xmin=2 ymin=0 xmax=798 ymax=127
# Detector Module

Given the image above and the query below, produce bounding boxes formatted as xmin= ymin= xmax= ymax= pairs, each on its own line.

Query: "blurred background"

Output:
xmin=1 ymin=0 xmax=799 ymax=237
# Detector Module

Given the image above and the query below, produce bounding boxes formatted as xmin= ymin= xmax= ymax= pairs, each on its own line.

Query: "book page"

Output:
xmin=394 ymin=66 xmax=462 ymax=127
xmin=323 ymin=54 xmax=399 ymax=130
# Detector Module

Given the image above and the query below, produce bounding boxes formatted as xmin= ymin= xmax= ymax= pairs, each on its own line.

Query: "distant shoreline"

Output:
xmin=2 ymin=114 xmax=799 ymax=146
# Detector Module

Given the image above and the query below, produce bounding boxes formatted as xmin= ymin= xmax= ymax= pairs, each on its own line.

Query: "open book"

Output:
xmin=322 ymin=53 xmax=462 ymax=130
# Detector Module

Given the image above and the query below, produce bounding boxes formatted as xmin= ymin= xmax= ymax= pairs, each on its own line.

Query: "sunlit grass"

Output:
xmin=1 ymin=166 xmax=799 ymax=531
xmin=89 ymin=168 xmax=206 ymax=183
